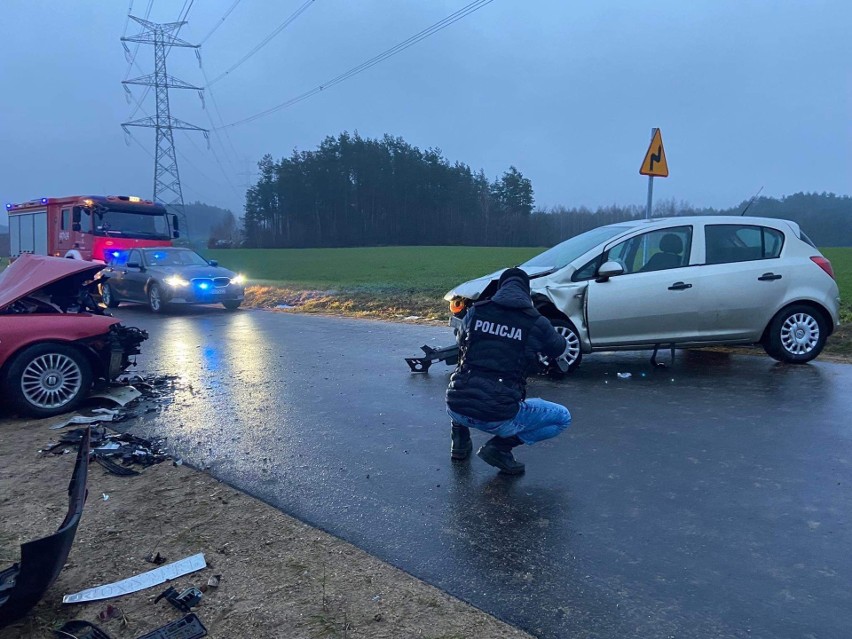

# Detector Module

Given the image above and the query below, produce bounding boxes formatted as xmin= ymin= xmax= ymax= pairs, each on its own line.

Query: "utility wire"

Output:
xmin=220 ymin=0 xmax=495 ymax=128
xmin=122 ymin=0 xmax=135 ymax=37
xmin=199 ymin=64 xmax=243 ymax=175
xmin=123 ymin=0 xmax=154 ymax=81
xmin=126 ymin=130 xmax=207 ymax=200
xmin=199 ymin=0 xmax=244 ymax=45
xmin=206 ymin=0 xmax=316 ymax=87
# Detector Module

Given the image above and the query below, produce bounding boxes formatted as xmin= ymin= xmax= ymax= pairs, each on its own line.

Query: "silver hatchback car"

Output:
xmin=445 ymin=216 xmax=841 ymax=372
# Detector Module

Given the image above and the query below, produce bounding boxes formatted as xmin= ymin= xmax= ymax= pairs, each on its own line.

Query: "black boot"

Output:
xmin=451 ymin=423 xmax=472 ymax=460
xmin=477 ymin=435 xmax=525 ymax=475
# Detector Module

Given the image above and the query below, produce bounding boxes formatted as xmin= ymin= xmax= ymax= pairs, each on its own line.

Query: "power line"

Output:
xmin=220 ymin=0 xmax=496 ymax=128
xmin=199 ymin=64 xmax=243 ymax=174
xmin=199 ymin=0 xmax=244 ymax=45
xmin=122 ymin=0 xmax=154 ymax=81
xmin=206 ymin=0 xmax=316 ymax=87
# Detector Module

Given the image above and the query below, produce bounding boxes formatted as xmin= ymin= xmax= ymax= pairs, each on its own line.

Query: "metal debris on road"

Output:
xmin=63 ymin=553 xmax=207 ymax=603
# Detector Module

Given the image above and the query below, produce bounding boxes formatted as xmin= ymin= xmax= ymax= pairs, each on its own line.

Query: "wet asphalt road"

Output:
xmin=114 ymin=305 xmax=850 ymax=639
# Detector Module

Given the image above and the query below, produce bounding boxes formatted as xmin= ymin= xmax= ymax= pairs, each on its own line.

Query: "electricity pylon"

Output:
xmin=121 ymin=16 xmax=208 ymax=239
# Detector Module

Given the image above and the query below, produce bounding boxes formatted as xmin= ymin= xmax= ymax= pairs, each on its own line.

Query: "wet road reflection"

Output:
xmin=115 ymin=306 xmax=852 ymax=639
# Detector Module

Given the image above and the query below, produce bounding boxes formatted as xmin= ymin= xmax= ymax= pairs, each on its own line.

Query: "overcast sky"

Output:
xmin=1 ymin=0 xmax=850 ymax=226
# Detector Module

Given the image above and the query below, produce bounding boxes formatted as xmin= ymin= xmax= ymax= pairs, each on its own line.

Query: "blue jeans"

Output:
xmin=448 ymin=398 xmax=571 ymax=445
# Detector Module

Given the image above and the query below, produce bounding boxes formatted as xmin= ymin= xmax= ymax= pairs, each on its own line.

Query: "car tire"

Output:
xmin=3 ymin=343 xmax=93 ymax=417
xmin=222 ymin=300 xmax=241 ymax=311
xmin=540 ymin=318 xmax=583 ymax=377
xmin=100 ymin=282 xmax=120 ymax=308
xmin=148 ymin=282 xmax=167 ymax=314
xmin=762 ymin=304 xmax=828 ymax=364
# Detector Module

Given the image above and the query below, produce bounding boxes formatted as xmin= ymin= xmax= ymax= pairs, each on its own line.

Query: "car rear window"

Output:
xmin=705 ymin=225 xmax=785 ymax=264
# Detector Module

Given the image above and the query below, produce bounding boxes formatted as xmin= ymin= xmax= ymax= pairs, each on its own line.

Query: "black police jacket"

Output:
xmin=446 ymin=277 xmax=567 ymax=422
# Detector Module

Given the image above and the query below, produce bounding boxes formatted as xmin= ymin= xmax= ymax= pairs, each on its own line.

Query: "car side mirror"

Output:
xmin=126 ymin=261 xmax=142 ymax=270
xmin=596 ymin=260 xmax=624 ymax=282
xmin=207 ymin=259 xmax=218 ymax=267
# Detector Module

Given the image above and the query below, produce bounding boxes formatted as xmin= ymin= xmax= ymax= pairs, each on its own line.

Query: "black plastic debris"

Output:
xmin=0 ymin=429 xmax=90 ymax=628
xmin=405 ymin=343 xmax=459 ymax=373
xmin=136 ymin=613 xmax=207 ymax=639
xmin=154 ymin=586 xmax=203 ymax=613
xmin=54 ymin=619 xmax=114 ymax=639
xmin=94 ymin=454 xmax=140 ymax=477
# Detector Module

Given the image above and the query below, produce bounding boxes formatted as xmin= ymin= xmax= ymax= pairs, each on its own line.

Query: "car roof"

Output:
xmin=603 ymin=215 xmax=797 ymax=231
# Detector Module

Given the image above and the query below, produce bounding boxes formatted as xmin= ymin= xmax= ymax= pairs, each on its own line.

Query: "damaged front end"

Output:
xmin=102 ymin=325 xmax=148 ymax=380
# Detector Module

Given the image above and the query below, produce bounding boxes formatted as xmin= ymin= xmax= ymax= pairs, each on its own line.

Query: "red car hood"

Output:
xmin=0 ymin=254 xmax=105 ymax=311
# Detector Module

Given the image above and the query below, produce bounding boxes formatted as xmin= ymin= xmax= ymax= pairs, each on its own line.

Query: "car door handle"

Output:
xmin=758 ymin=273 xmax=782 ymax=281
xmin=668 ymin=282 xmax=692 ymax=290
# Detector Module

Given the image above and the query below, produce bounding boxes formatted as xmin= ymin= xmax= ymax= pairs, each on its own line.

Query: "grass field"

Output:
xmin=204 ymin=246 xmax=542 ymax=294
xmin=821 ymin=248 xmax=852 ymax=311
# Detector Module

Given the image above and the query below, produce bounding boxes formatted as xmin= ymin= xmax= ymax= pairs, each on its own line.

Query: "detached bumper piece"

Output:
xmin=405 ymin=344 xmax=459 ymax=373
xmin=0 ymin=428 xmax=90 ymax=628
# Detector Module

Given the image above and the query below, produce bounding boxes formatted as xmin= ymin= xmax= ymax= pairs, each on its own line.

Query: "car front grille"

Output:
xmin=191 ymin=277 xmax=231 ymax=289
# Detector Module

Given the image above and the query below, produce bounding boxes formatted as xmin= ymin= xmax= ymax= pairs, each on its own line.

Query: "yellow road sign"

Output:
xmin=640 ymin=128 xmax=669 ymax=177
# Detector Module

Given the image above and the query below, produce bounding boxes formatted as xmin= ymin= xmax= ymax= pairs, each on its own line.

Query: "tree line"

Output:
xmin=233 ymin=132 xmax=851 ymax=248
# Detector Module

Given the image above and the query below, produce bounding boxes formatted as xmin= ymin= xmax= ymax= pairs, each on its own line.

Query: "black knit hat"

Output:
xmin=498 ymin=267 xmax=530 ymax=288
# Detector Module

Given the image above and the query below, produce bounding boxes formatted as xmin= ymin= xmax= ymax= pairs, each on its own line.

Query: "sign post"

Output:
xmin=639 ymin=128 xmax=669 ymax=219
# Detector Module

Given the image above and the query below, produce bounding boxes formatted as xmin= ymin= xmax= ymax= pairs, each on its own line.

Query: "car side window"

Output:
xmin=572 ymin=255 xmax=602 ymax=281
xmin=604 ymin=226 xmax=693 ymax=275
xmin=705 ymin=225 xmax=785 ymax=264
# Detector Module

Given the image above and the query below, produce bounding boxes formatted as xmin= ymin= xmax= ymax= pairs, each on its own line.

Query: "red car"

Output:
xmin=0 ymin=255 xmax=147 ymax=417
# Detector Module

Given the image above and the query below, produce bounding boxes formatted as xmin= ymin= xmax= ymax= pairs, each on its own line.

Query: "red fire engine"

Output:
xmin=5 ymin=195 xmax=179 ymax=262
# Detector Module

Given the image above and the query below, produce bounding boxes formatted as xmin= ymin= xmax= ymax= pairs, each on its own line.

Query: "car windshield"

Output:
xmin=522 ymin=225 xmax=634 ymax=270
xmin=94 ymin=209 xmax=170 ymax=240
xmin=144 ymin=249 xmax=210 ymax=267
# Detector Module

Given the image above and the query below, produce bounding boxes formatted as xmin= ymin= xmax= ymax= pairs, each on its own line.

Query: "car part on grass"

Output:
xmin=0 ymin=428 xmax=90 ymax=628
xmin=63 ymin=553 xmax=207 ymax=603
xmin=155 ymin=586 xmax=203 ymax=612
xmin=136 ymin=613 xmax=207 ymax=639
xmin=405 ymin=343 xmax=459 ymax=373
xmin=54 ymin=619 xmax=115 ymax=639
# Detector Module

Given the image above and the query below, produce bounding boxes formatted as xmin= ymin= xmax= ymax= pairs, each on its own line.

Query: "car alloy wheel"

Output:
xmin=148 ymin=283 xmax=164 ymax=313
xmin=764 ymin=304 xmax=828 ymax=364
xmin=540 ymin=318 xmax=583 ymax=376
xmin=101 ymin=282 xmax=119 ymax=308
xmin=780 ymin=312 xmax=820 ymax=356
xmin=21 ymin=352 xmax=84 ymax=410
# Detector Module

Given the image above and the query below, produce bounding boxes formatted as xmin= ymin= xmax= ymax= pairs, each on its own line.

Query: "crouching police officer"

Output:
xmin=446 ymin=267 xmax=572 ymax=475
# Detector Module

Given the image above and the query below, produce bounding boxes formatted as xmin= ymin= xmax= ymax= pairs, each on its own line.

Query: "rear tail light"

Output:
xmin=810 ymin=256 xmax=835 ymax=280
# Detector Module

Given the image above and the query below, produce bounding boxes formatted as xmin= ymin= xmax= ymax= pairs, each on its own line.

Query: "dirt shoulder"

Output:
xmin=0 ymin=418 xmax=532 ymax=639
xmin=243 ymin=285 xmax=852 ymax=362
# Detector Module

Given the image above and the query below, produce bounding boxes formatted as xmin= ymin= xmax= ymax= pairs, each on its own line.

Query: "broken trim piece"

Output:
xmin=0 ymin=428 xmax=90 ymax=628
xmin=63 ymin=553 xmax=207 ymax=604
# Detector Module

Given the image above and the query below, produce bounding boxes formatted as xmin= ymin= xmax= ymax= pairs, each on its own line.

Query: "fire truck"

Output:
xmin=5 ymin=195 xmax=180 ymax=262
